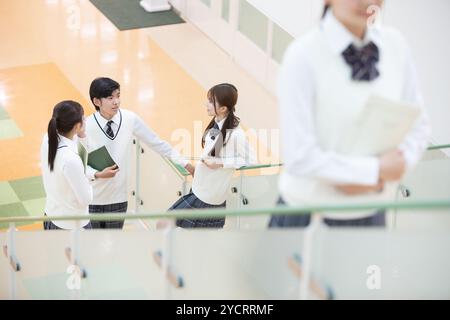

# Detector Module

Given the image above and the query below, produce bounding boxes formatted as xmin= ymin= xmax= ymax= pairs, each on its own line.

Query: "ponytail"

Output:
xmin=47 ymin=101 xmax=84 ymax=172
xmin=47 ymin=117 xmax=58 ymax=172
xmin=210 ymin=110 xmax=239 ymax=157
xmin=202 ymin=83 xmax=240 ymax=157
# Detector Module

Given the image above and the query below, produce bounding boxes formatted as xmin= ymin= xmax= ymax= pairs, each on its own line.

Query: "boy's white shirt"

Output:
xmin=81 ymin=109 xmax=188 ymax=205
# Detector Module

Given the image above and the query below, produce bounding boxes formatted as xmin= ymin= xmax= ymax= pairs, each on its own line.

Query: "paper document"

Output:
xmin=340 ymin=95 xmax=420 ymax=156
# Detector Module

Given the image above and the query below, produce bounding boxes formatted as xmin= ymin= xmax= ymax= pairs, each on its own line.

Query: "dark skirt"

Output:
xmin=169 ymin=192 xmax=226 ymax=229
xmin=89 ymin=201 xmax=128 ymax=229
xmin=268 ymin=197 xmax=386 ymax=228
xmin=43 ymin=213 xmax=92 ymax=230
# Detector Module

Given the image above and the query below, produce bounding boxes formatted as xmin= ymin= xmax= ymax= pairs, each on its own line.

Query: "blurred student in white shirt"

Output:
xmin=270 ymin=0 xmax=431 ymax=228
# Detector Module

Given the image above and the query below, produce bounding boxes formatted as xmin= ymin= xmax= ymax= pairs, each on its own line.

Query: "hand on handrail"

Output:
xmin=184 ymin=163 xmax=195 ymax=176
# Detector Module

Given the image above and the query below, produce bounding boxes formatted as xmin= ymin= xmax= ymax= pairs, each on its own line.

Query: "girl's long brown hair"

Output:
xmin=202 ymin=83 xmax=240 ymax=157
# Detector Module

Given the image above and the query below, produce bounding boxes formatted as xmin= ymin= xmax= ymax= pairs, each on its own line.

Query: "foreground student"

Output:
xmin=269 ymin=0 xmax=431 ymax=227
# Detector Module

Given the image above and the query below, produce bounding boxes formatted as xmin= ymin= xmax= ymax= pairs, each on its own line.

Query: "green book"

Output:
xmin=78 ymin=142 xmax=88 ymax=173
xmin=87 ymin=146 xmax=117 ymax=171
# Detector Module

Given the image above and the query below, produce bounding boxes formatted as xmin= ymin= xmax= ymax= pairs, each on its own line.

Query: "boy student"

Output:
xmin=84 ymin=77 xmax=194 ymax=229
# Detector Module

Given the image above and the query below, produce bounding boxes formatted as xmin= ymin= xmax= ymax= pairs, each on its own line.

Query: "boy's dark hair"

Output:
xmin=89 ymin=77 xmax=120 ymax=110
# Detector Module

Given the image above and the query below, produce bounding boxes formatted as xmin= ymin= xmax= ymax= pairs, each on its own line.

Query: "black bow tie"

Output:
xmin=342 ymin=41 xmax=380 ymax=81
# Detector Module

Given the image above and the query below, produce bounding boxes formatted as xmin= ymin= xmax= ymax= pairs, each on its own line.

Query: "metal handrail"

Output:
xmin=426 ymin=144 xmax=450 ymax=150
xmin=1 ymin=199 xmax=449 ymax=224
xmin=164 ymin=143 xmax=449 ymax=176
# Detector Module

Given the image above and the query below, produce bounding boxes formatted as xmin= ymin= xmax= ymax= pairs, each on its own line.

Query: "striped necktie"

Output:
xmin=342 ymin=41 xmax=380 ymax=81
xmin=105 ymin=120 xmax=114 ymax=138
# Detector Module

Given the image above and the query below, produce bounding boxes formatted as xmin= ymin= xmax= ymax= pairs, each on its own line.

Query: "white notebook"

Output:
xmin=310 ymin=95 xmax=420 ymax=218
xmin=339 ymin=95 xmax=421 ymax=156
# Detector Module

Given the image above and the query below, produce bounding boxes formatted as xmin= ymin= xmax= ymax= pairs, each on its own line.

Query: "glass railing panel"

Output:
xmin=231 ymin=146 xmax=449 ymax=230
xmin=1 ymin=227 xmax=308 ymax=299
xmin=393 ymin=148 xmax=450 ymax=230
xmin=400 ymin=149 xmax=450 ymax=201
xmin=311 ymin=227 xmax=450 ymax=299
xmin=134 ymin=137 xmax=449 ymax=232
xmin=168 ymin=229 xmax=306 ymax=299
xmin=1 ymin=229 xmax=166 ymax=299
xmin=77 ymin=230 xmax=165 ymax=299
xmin=226 ymin=173 xmax=279 ymax=229
xmin=137 ymin=143 xmax=187 ymax=229
xmin=0 ymin=232 xmax=9 ymax=298
xmin=1 ymin=202 xmax=450 ymax=299
xmin=126 ymin=139 xmax=139 ymax=217
xmin=4 ymin=230 xmax=72 ymax=299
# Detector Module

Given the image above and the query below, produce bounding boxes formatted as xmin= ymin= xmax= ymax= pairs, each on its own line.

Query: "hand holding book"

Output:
xmin=87 ymin=146 xmax=119 ymax=179
xmin=335 ymin=149 xmax=406 ymax=195
xmin=378 ymin=149 xmax=406 ymax=181
xmin=94 ymin=164 xmax=120 ymax=179
xmin=334 ymin=95 xmax=415 ymax=195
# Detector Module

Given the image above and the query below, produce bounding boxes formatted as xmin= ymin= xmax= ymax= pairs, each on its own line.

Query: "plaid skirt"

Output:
xmin=89 ymin=201 xmax=128 ymax=229
xmin=268 ymin=197 xmax=386 ymax=228
xmin=169 ymin=192 xmax=226 ymax=229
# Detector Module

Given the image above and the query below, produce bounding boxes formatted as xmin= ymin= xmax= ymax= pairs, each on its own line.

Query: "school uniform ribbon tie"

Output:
xmin=342 ymin=41 xmax=380 ymax=81
xmin=210 ymin=122 xmax=220 ymax=140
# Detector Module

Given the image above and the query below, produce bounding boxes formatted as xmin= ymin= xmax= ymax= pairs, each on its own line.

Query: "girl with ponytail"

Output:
xmin=163 ymin=83 xmax=256 ymax=229
xmin=40 ymin=100 xmax=93 ymax=230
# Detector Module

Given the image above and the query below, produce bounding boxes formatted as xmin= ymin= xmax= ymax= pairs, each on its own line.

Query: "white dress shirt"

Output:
xmin=192 ymin=118 xmax=257 ymax=205
xmin=278 ymin=11 xmax=431 ymax=218
xmin=83 ymin=109 xmax=188 ymax=205
xmin=40 ymin=134 xmax=92 ymax=229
